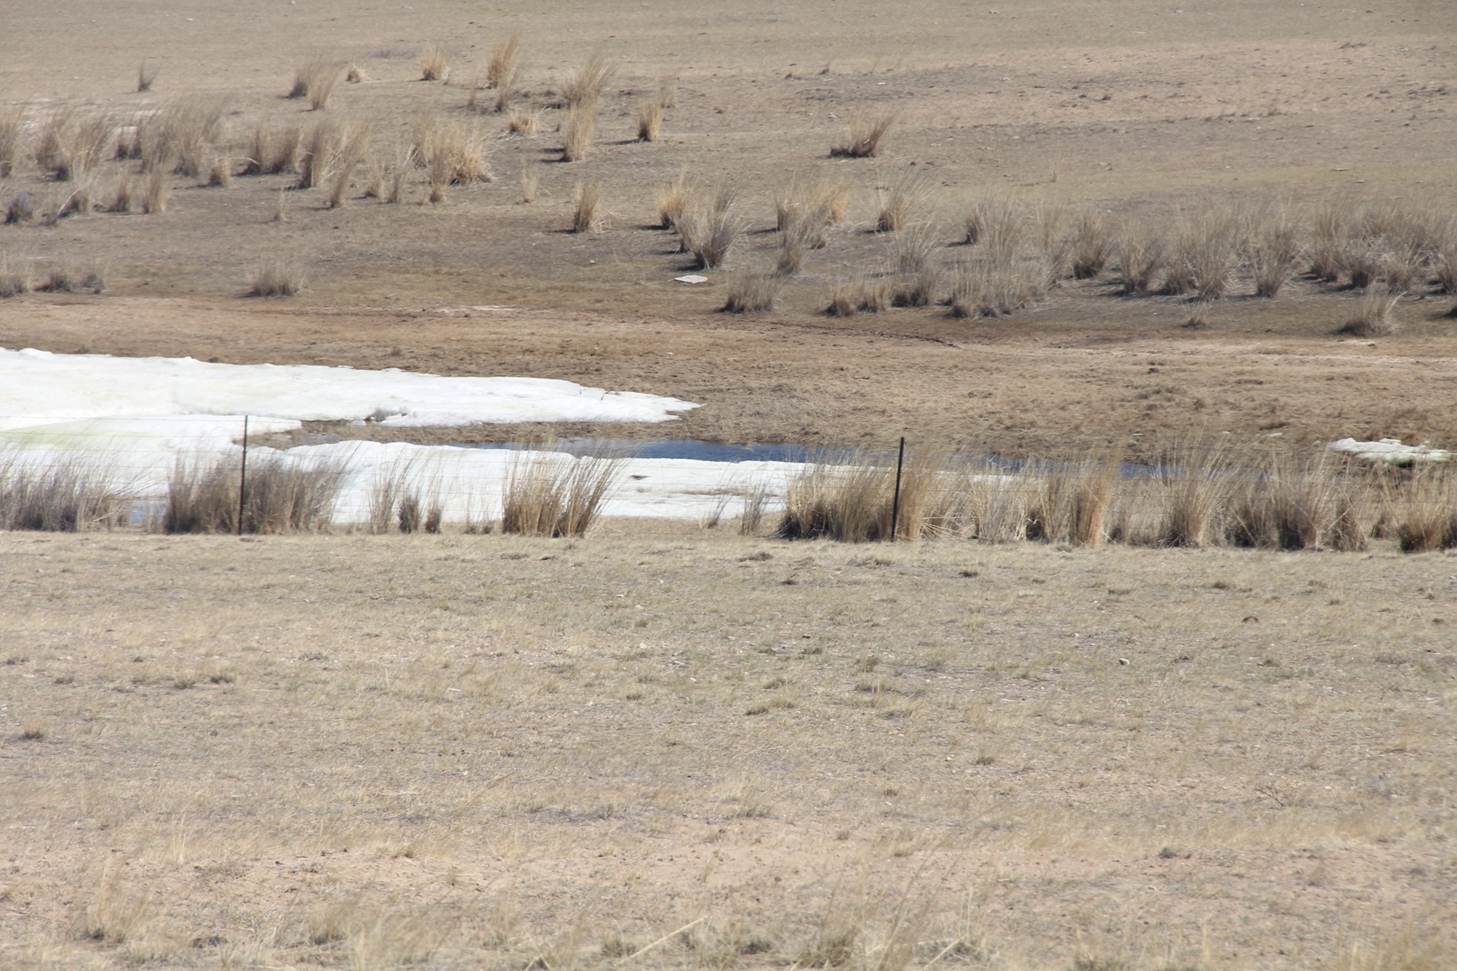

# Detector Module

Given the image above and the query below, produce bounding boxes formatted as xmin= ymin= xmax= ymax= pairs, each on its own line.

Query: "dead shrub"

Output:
xmin=572 ymin=181 xmax=602 ymax=233
xmin=247 ymin=260 xmax=303 ymax=297
xmin=560 ymin=102 xmax=597 ymax=162
xmin=419 ymin=42 xmax=451 ymax=82
xmin=831 ymin=111 xmax=896 ymax=158
xmin=0 ymin=450 xmax=131 ymax=531
xmin=722 ymin=272 xmax=780 ymax=313
xmin=636 ymin=102 xmax=663 ymax=142
xmin=1339 ymin=286 xmax=1401 ymax=337
xmin=500 ymin=447 xmax=622 ymax=538
xmin=163 ymin=453 xmax=345 ymax=534
xmin=560 ymin=52 xmax=613 ymax=110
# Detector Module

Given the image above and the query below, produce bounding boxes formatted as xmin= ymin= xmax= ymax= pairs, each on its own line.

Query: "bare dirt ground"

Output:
xmin=2 ymin=530 xmax=1455 ymax=971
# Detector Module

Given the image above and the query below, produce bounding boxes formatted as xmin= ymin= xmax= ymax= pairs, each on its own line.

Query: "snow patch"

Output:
xmin=1326 ymin=438 xmax=1451 ymax=465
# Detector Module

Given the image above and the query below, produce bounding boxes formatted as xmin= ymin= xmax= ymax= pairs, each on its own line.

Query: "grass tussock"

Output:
xmin=35 ymin=106 xmax=115 ymax=181
xmin=560 ymin=52 xmax=613 ymax=110
xmin=560 ymin=102 xmax=598 ymax=162
xmin=636 ymin=102 xmax=664 ymax=142
xmin=136 ymin=59 xmax=159 ymax=92
xmin=0 ymin=106 xmax=24 ymax=177
xmin=505 ymin=108 xmax=540 ymax=136
xmin=164 ymin=453 xmax=345 ymax=534
xmin=875 ymin=173 xmax=929 ymax=233
xmin=1115 ymin=221 xmax=1165 ymax=295
xmin=247 ymin=260 xmax=303 ymax=297
xmin=345 ymin=62 xmax=366 ymax=83
xmin=5 ymin=190 xmax=36 ymax=225
xmin=0 ymin=451 xmax=131 ymax=531
xmin=1245 ymin=203 xmax=1304 ymax=297
xmin=1392 ymin=468 xmax=1457 ymax=553
xmin=244 ymin=116 xmax=302 ymax=176
xmin=779 ymin=448 xmax=964 ymax=542
xmin=949 ymin=256 xmax=1043 ymax=319
xmin=418 ymin=42 xmax=451 ymax=82
xmin=135 ymin=98 xmax=226 ymax=178
xmin=487 ymin=34 xmax=523 ymax=90
xmin=287 ymin=60 xmax=342 ymax=110
xmin=500 ymin=448 xmax=622 ymax=538
xmin=656 ymin=171 xmax=690 ymax=229
xmin=678 ymin=184 xmax=744 ymax=270
xmin=572 ymin=181 xmax=602 ymax=233
xmin=413 ymin=116 xmax=491 ymax=202
xmin=520 ymin=162 xmax=539 ymax=203
xmin=0 ymin=253 xmax=30 ymax=297
xmin=723 ymin=272 xmax=780 ymax=313
xmin=1340 ymin=286 xmax=1401 ymax=337
xmin=1164 ymin=206 xmax=1240 ymax=299
xmin=140 ymin=167 xmax=170 ymax=214
xmin=832 ymin=111 xmax=896 ymax=158
xmin=1071 ymin=207 xmax=1111 ymax=279
xmin=297 ymin=118 xmax=371 ymax=193
xmin=38 ymin=262 xmax=104 ymax=294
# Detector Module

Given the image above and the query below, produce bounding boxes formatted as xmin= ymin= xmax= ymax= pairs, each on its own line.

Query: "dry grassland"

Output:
xmin=2 ymin=528 xmax=1455 ymax=970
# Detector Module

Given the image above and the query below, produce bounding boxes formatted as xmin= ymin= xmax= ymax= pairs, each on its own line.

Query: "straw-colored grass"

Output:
xmin=572 ymin=181 xmax=602 ymax=233
xmin=499 ymin=448 xmax=621 ymax=538
xmin=1115 ymin=221 xmax=1164 ymax=295
xmin=875 ymin=173 xmax=929 ymax=233
xmin=520 ymin=162 xmax=539 ymax=203
xmin=1340 ymin=286 xmax=1402 ymax=337
xmin=778 ymin=448 xmax=962 ymax=542
xmin=418 ymin=42 xmax=451 ymax=82
xmin=656 ymin=172 xmax=690 ymax=229
xmin=136 ymin=58 xmax=159 ymax=92
xmin=560 ymin=52 xmax=613 ymax=110
xmin=38 ymin=261 xmax=104 ymax=294
xmin=0 ymin=450 xmax=131 ymax=531
xmin=0 ymin=253 xmax=30 ymax=297
xmin=0 ymin=106 xmax=24 ymax=177
xmin=505 ymin=108 xmax=540 ymax=136
xmin=1165 ymin=206 xmax=1240 ymax=298
xmin=140 ymin=167 xmax=170 ymax=214
xmin=679 ymin=185 xmax=744 ymax=270
xmin=247 ymin=260 xmax=303 ymax=297
xmin=1071 ymin=207 xmax=1110 ymax=279
xmin=1246 ymin=203 xmax=1304 ymax=297
xmin=722 ymin=271 xmax=780 ymax=313
xmin=1394 ymin=468 xmax=1457 ymax=552
xmin=636 ymin=102 xmax=663 ymax=142
xmin=163 ymin=454 xmax=345 ymax=534
xmin=487 ymin=34 xmax=523 ymax=89
xmin=831 ymin=111 xmax=896 ymax=158
xmin=561 ymin=102 xmax=597 ymax=162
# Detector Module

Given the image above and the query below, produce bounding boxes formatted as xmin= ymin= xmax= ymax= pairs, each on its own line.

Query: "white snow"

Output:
xmin=1327 ymin=438 xmax=1451 ymax=464
xmin=0 ymin=346 xmax=698 ymax=429
xmin=0 ymin=348 xmax=796 ymax=523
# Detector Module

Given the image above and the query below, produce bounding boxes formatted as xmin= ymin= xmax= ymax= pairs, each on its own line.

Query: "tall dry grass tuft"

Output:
xmin=5 ymin=190 xmax=36 ymax=225
xmin=248 ymin=260 xmax=303 ymax=296
xmin=164 ymin=453 xmax=345 ymax=534
xmin=636 ymin=102 xmax=664 ymax=142
xmin=413 ymin=116 xmax=491 ymax=201
xmin=307 ymin=62 xmax=342 ymax=111
xmin=39 ymin=261 xmax=104 ymax=293
xmin=1 ymin=451 xmax=131 ymax=531
xmin=560 ymin=52 xmax=613 ymax=110
xmin=875 ymin=173 xmax=929 ymax=233
xmin=140 ymin=168 xmax=170 ymax=214
xmin=722 ymin=272 xmax=780 ymax=313
xmin=657 ymin=74 xmax=679 ymax=108
xmin=244 ymin=116 xmax=301 ymax=176
xmin=1309 ymin=201 xmax=1347 ymax=283
xmin=560 ymin=102 xmax=597 ymax=162
xmin=418 ymin=43 xmax=451 ymax=82
xmin=1157 ymin=446 xmax=1232 ymax=548
xmin=895 ymin=222 xmax=938 ymax=275
xmin=1246 ymin=203 xmax=1304 ymax=297
xmin=1022 ymin=452 xmax=1119 ymax=547
xmin=0 ymin=107 xmax=24 ymax=177
xmin=488 ymin=34 xmax=523 ymax=89
xmin=1115 ymin=221 xmax=1164 ymax=295
xmin=892 ymin=266 xmax=939 ymax=307
xmin=831 ymin=111 xmax=896 ymax=158
xmin=949 ymin=256 xmax=1043 ymax=319
xmin=1394 ymin=468 xmax=1457 ymax=552
xmin=1268 ymin=453 xmax=1334 ymax=550
xmin=326 ymin=126 xmax=371 ymax=208
xmin=739 ymin=482 xmax=772 ymax=535
xmin=778 ymin=448 xmax=960 ymax=542
xmin=137 ymin=59 xmax=159 ymax=92
xmin=1433 ymin=217 xmax=1457 ymax=294
xmin=1340 ymin=286 xmax=1401 ymax=337
xmin=0 ymin=253 xmax=30 ymax=297
xmin=1036 ymin=204 xmax=1075 ymax=286
xmin=656 ymin=172 xmax=690 ymax=229
xmin=679 ymin=185 xmax=744 ymax=270
xmin=572 ymin=181 xmax=602 ymax=233
xmin=35 ymin=107 xmax=115 ymax=181
xmin=520 ymin=162 xmax=539 ymax=203
xmin=1165 ymin=206 xmax=1240 ymax=298
xmin=500 ymin=447 xmax=621 ymax=537
xmin=1071 ymin=207 xmax=1110 ymax=279
xmin=505 ymin=108 xmax=540 ymax=136
xmin=106 ymin=175 xmax=134 ymax=213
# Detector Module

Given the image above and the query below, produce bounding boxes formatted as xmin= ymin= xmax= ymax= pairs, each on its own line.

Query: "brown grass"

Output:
xmin=247 ymin=260 xmax=304 ymax=296
xmin=0 ymin=450 xmax=130 ymax=530
xmin=136 ymin=58 xmax=159 ymax=92
xmin=206 ymin=157 xmax=231 ymax=188
xmin=831 ymin=111 xmax=896 ymax=158
xmin=572 ymin=181 xmax=602 ymax=233
xmin=560 ymin=52 xmax=613 ymax=110
xmin=0 ymin=253 xmax=30 ymax=297
xmin=1310 ymin=201 xmax=1347 ymax=283
xmin=0 ymin=106 xmax=24 ymax=177
xmin=1395 ymin=469 xmax=1457 ymax=552
xmin=140 ymin=167 xmax=169 ymax=214
xmin=499 ymin=448 xmax=621 ymax=537
xmin=1340 ymin=286 xmax=1402 ymax=337
xmin=561 ymin=102 xmax=597 ymax=162
xmin=345 ymin=62 xmax=366 ymax=83
xmin=418 ymin=42 xmax=451 ymax=82
xmin=636 ymin=102 xmax=663 ymax=142
xmin=1115 ymin=221 xmax=1164 ymax=295
xmin=1247 ymin=202 xmax=1304 ymax=297
xmin=722 ymin=271 xmax=780 ymax=313
xmin=163 ymin=453 xmax=344 ymax=533
xmin=1165 ymin=206 xmax=1239 ymax=299
xmin=38 ymin=261 xmax=104 ymax=294
xmin=874 ymin=173 xmax=928 ymax=233
xmin=949 ymin=255 xmax=1043 ymax=319
xmin=520 ymin=162 xmax=539 ymax=203
xmin=307 ymin=62 xmax=342 ymax=111
xmin=778 ymin=448 xmax=961 ymax=542
xmin=505 ymin=108 xmax=540 ymax=136
xmin=488 ymin=34 xmax=523 ymax=89
xmin=5 ymin=189 xmax=36 ymax=225
xmin=656 ymin=172 xmax=689 ymax=229
xmin=894 ymin=222 xmax=938 ymax=275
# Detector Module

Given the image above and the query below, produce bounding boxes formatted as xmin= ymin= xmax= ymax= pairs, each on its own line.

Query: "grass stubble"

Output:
xmin=1 ymin=522 xmax=1452 ymax=971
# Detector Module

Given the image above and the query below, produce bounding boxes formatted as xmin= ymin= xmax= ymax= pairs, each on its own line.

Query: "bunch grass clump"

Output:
xmin=1340 ymin=286 xmax=1402 ymax=337
xmin=876 ymin=173 xmax=929 ymax=233
xmin=0 ymin=106 xmax=24 ymax=177
xmin=500 ymin=447 xmax=621 ymax=537
xmin=418 ymin=43 xmax=451 ymax=82
xmin=722 ymin=272 xmax=780 ymax=313
xmin=831 ymin=111 xmax=896 ymax=159
xmin=678 ymin=184 xmax=744 ymax=270
xmin=0 ymin=451 xmax=131 ymax=531
xmin=164 ymin=454 xmax=345 ymax=534
xmin=248 ymin=260 xmax=303 ymax=297
xmin=572 ymin=181 xmax=602 ymax=233
xmin=560 ymin=102 xmax=597 ymax=162
xmin=560 ymin=52 xmax=613 ymax=110
xmin=1246 ymin=203 xmax=1304 ymax=297
xmin=636 ymin=102 xmax=663 ymax=142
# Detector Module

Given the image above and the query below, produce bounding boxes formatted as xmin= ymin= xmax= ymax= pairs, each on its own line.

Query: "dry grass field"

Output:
xmin=2 ymin=528 xmax=1455 ymax=971
xmin=4 ymin=1 xmax=1457 ymax=968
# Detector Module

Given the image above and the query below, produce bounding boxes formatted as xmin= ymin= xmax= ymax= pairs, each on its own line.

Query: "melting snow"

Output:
xmin=1326 ymin=438 xmax=1451 ymax=465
